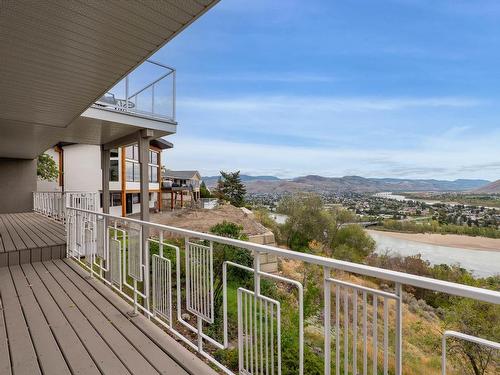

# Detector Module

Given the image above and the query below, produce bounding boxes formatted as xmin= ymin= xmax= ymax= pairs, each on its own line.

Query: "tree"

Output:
xmin=37 ymin=153 xmax=58 ymax=181
xmin=199 ymin=181 xmax=212 ymax=198
xmin=444 ymin=298 xmax=500 ymax=375
xmin=331 ymin=225 xmax=375 ymax=262
xmin=277 ymin=193 xmax=338 ymax=252
xmin=214 ymin=171 xmax=246 ymax=207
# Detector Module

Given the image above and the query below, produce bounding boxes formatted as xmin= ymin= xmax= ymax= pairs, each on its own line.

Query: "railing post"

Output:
xmin=254 ymin=251 xmax=261 ymax=295
xmin=324 ymin=267 xmax=331 ymax=375
xmin=395 ymin=282 xmax=403 ymax=374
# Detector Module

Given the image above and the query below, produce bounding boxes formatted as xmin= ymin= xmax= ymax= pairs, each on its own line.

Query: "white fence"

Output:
xmin=65 ymin=206 xmax=500 ymax=375
xmin=33 ymin=192 xmax=98 ymax=222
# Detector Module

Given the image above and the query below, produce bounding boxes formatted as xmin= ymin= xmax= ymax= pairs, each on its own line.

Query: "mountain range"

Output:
xmin=474 ymin=179 xmax=500 ymax=193
xmin=203 ymin=174 xmax=494 ymax=194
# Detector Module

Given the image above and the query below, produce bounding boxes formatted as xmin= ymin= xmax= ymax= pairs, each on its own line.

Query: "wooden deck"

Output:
xmin=0 ymin=259 xmax=217 ymax=375
xmin=0 ymin=213 xmax=66 ymax=267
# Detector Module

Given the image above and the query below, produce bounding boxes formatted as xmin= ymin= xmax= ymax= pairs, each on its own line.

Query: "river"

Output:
xmin=368 ymin=230 xmax=500 ymax=277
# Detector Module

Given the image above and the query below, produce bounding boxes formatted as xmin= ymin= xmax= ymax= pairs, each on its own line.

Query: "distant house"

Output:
xmin=161 ymin=170 xmax=203 ymax=208
xmin=163 ymin=170 xmax=202 ymax=191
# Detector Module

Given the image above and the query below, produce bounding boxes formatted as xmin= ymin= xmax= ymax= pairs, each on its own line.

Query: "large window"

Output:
xmin=149 ymin=165 xmax=158 ymax=182
xmin=126 ymin=161 xmax=142 ymax=182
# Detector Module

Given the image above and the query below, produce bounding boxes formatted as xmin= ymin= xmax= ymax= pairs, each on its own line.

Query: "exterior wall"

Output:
xmin=36 ymin=148 xmax=61 ymax=192
xmin=63 ymin=144 xmax=102 ymax=192
xmin=0 ymin=158 xmax=37 ymax=213
xmin=36 ymin=143 xmax=163 ymax=216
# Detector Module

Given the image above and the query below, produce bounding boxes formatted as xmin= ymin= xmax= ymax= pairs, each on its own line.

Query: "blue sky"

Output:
xmin=152 ymin=0 xmax=500 ymax=180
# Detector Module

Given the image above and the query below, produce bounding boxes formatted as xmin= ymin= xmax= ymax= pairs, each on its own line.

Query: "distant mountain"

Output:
xmin=474 ymin=179 xmax=500 ymax=193
xmin=202 ymin=174 xmax=280 ymax=186
xmin=204 ymin=174 xmax=491 ymax=194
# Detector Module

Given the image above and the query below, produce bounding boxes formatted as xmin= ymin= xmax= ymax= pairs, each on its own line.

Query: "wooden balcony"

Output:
xmin=0 ymin=258 xmax=217 ymax=375
xmin=0 ymin=213 xmax=66 ymax=267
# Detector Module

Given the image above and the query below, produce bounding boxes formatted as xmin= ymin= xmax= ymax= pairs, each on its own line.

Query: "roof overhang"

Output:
xmin=0 ymin=0 xmax=219 ymax=159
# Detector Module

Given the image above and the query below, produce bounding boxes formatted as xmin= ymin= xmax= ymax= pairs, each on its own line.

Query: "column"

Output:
xmin=101 ymin=147 xmax=110 ymax=214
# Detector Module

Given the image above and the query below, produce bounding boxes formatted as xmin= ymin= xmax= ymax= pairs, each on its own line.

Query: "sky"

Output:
xmin=151 ymin=0 xmax=500 ymax=180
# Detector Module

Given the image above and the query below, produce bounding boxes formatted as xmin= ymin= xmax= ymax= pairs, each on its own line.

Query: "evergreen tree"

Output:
xmin=214 ymin=170 xmax=247 ymax=207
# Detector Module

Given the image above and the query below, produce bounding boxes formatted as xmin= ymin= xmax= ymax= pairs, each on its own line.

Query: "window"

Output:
xmin=126 ymin=161 xmax=134 ymax=182
xmin=110 ymin=148 xmax=119 ymax=158
xmin=110 ymin=193 xmax=122 ymax=207
xmin=126 ymin=161 xmax=142 ymax=182
xmin=110 ymin=160 xmax=119 ymax=182
xmin=149 ymin=150 xmax=158 ymax=165
xmin=149 ymin=165 xmax=158 ymax=182
xmin=134 ymin=163 xmax=140 ymax=181
xmin=125 ymin=145 xmax=139 ymax=161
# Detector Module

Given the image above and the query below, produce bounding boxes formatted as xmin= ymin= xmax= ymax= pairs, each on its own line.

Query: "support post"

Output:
xmin=138 ymin=130 xmax=152 ymax=311
xmin=101 ymin=147 xmax=110 ymax=214
xmin=101 ymin=147 xmax=111 ymax=281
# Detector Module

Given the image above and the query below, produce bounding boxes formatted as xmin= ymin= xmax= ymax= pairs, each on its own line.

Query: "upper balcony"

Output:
xmin=89 ymin=60 xmax=176 ymax=125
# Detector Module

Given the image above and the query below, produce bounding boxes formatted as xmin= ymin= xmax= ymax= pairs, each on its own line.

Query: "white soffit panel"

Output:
xmin=0 ymin=0 xmax=219 ymax=158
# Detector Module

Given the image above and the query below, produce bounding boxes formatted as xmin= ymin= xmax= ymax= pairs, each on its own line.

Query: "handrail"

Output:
xmin=67 ymin=206 xmax=500 ymax=305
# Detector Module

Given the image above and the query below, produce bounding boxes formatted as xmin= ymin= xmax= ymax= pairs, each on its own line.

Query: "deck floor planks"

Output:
xmin=0 ymin=215 xmax=26 ymax=251
xmin=3 ymin=215 xmax=37 ymax=249
xmin=0 ymin=289 xmax=12 ymax=375
xmin=0 ymin=267 xmax=41 ymax=375
xmin=9 ymin=265 xmax=71 ymax=375
xmin=0 ymin=216 xmax=15 ymax=252
xmin=14 ymin=213 xmax=60 ymax=247
xmin=31 ymin=261 xmax=132 ymax=375
xmin=44 ymin=261 xmax=161 ymax=375
xmin=61 ymin=259 xmax=215 ymax=375
xmin=20 ymin=263 xmax=101 ymax=375
xmin=1 ymin=259 xmax=216 ymax=375
xmin=0 ymin=213 xmax=66 ymax=255
xmin=54 ymin=259 xmax=190 ymax=375
xmin=8 ymin=214 xmax=49 ymax=248
xmin=19 ymin=213 xmax=66 ymax=241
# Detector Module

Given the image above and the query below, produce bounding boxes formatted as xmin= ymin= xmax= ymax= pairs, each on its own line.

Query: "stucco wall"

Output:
xmin=0 ymin=158 xmax=37 ymax=213
xmin=63 ymin=144 xmax=102 ymax=192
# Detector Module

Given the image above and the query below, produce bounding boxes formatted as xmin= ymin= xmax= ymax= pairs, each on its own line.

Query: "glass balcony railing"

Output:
xmin=94 ymin=60 xmax=176 ymax=122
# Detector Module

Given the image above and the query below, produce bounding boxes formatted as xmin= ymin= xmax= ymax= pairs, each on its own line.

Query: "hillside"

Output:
xmin=204 ymin=174 xmax=490 ymax=194
xmin=474 ymin=179 xmax=500 ymax=193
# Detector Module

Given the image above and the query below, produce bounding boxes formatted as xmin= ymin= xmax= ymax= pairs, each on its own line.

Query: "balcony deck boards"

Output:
xmin=0 ymin=213 xmax=66 ymax=267
xmin=0 ymin=259 xmax=216 ymax=375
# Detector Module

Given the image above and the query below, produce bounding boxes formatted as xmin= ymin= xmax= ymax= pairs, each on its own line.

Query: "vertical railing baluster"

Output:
xmin=373 ymin=295 xmax=378 ymax=375
xmin=344 ymin=288 xmax=349 ymax=375
xmin=363 ymin=291 xmax=367 ymax=375
xmin=383 ymin=297 xmax=389 ymax=375
xmin=324 ymin=267 xmax=331 ymax=375
xmin=336 ymin=284 xmax=340 ymax=375
xmin=353 ymin=288 xmax=358 ymax=375
xmin=395 ymin=283 xmax=403 ymax=375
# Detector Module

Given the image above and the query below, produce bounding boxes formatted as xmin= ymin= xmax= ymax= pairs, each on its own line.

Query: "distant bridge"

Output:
xmin=340 ymin=221 xmax=379 ymax=228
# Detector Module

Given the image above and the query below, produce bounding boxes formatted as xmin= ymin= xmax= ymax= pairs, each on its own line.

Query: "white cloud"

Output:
xmin=178 ymin=95 xmax=482 ymax=113
xmin=163 ymin=134 xmax=500 ymax=180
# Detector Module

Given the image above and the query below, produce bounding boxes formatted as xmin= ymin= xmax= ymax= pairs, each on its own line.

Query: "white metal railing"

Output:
xmin=65 ymin=206 xmax=500 ymax=375
xmin=33 ymin=191 xmax=98 ymax=222
xmin=94 ymin=59 xmax=176 ymax=122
